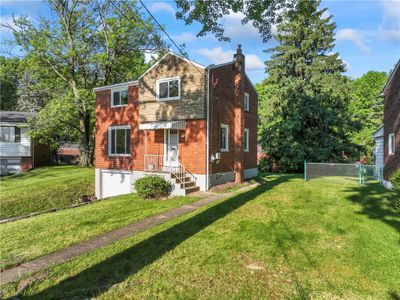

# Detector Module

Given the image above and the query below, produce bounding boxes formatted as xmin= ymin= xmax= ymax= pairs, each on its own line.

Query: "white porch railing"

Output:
xmin=144 ymin=154 xmax=197 ymax=189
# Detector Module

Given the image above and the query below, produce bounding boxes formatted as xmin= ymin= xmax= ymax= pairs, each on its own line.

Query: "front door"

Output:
xmin=164 ymin=129 xmax=179 ymax=167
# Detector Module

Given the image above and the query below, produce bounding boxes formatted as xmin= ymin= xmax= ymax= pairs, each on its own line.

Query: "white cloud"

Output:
xmin=336 ymin=28 xmax=370 ymax=53
xmin=171 ymin=32 xmax=197 ymax=44
xmin=196 ymin=47 xmax=234 ymax=64
xmin=246 ymin=54 xmax=265 ymax=70
xmin=220 ymin=12 xmax=261 ymax=43
xmin=195 ymin=47 xmax=264 ymax=71
xmin=381 ymin=0 xmax=400 ymax=19
xmin=144 ymin=51 xmax=157 ymax=63
xmin=148 ymin=2 xmax=175 ymax=16
xmin=378 ymin=26 xmax=400 ymax=41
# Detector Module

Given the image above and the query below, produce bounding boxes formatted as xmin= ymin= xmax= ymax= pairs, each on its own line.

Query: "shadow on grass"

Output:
xmin=345 ymin=180 xmax=400 ymax=233
xmin=20 ymin=174 xmax=293 ymax=299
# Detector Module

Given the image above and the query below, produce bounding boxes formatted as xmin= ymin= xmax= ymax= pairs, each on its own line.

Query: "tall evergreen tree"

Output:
xmin=260 ymin=0 xmax=356 ymax=171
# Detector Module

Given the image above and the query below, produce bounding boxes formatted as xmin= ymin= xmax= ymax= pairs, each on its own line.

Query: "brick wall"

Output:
xmin=95 ymin=85 xmax=141 ymax=170
xmin=95 ymin=85 xmax=206 ymax=174
xmin=208 ymin=63 xmax=258 ymax=177
xmin=383 ymin=64 xmax=400 ymax=180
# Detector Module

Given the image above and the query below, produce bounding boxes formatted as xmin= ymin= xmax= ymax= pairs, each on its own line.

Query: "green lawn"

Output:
xmin=1 ymin=174 xmax=399 ymax=299
xmin=0 ymin=166 xmax=95 ymax=219
xmin=0 ymin=193 xmax=198 ymax=271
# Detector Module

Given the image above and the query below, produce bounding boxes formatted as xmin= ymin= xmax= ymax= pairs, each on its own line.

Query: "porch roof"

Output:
xmin=139 ymin=121 xmax=186 ymax=131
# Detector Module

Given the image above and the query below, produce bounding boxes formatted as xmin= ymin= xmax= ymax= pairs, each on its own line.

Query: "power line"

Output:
xmin=138 ymin=0 xmax=204 ymax=76
xmin=109 ymin=0 xmax=164 ymax=52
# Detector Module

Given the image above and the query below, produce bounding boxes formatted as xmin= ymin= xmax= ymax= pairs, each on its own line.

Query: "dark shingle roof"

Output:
xmin=0 ymin=111 xmax=35 ymax=123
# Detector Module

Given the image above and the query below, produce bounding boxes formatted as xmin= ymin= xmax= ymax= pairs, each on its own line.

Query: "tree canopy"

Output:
xmin=175 ymin=0 xmax=294 ymax=42
xmin=259 ymin=0 xmax=356 ymax=171
xmin=348 ymin=71 xmax=387 ymax=161
xmin=5 ymin=0 xmax=165 ymax=166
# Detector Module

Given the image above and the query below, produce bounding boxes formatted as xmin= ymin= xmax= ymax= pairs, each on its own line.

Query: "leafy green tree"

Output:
xmin=175 ymin=0 xmax=293 ymax=42
xmin=0 ymin=56 xmax=20 ymax=111
xmin=5 ymin=0 xmax=164 ymax=166
xmin=259 ymin=0 xmax=356 ymax=171
xmin=348 ymin=71 xmax=387 ymax=161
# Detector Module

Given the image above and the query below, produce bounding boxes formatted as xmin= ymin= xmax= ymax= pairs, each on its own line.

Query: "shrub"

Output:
xmin=391 ymin=169 xmax=400 ymax=210
xmin=134 ymin=175 xmax=172 ymax=199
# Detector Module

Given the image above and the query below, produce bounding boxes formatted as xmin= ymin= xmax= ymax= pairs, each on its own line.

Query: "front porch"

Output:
xmin=139 ymin=121 xmax=200 ymax=194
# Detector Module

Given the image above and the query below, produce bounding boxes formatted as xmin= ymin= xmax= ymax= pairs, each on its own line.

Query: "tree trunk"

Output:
xmin=79 ymin=110 xmax=93 ymax=167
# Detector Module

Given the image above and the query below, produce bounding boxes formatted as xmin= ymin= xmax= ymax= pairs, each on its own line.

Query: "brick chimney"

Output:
xmin=233 ymin=45 xmax=245 ymax=183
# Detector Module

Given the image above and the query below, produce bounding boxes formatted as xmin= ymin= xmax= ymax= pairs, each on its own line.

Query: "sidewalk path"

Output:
xmin=0 ymin=185 xmax=257 ymax=285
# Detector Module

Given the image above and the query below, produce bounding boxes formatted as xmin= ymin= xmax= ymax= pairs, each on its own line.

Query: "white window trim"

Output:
xmin=244 ymin=92 xmax=250 ymax=111
xmin=156 ymin=76 xmax=181 ymax=101
xmin=220 ymin=124 xmax=229 ymax=152
xmin=244 ymin=128 xmax=249 ymax=152
xmin=388 ymin=133 xmax=395 ymax=155
xmin=111 ymin=87 xmax=129 ymax=108
xmin=108 ymin=125 xmax=131 ymax=157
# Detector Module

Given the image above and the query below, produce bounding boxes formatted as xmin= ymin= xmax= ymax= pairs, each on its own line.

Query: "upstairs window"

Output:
xmin=109 ymin=126 xmax=131 ymax=156
xmin=157 ymin=77 xmax=180 ymax=101
xmin=244 ymin=92 xmax=249 ymax=111
xmin=388 ymin=133 xmax=395 ymax=155
xmin=244 ymin=128 xmax=249 ymax=152
xmin=0 ymin=126 xmax=20 ymax=143
xmin=220 ymin=124 xmax=229 ymax=151
xmin=111 ymin=89 xmax=128 ymax=107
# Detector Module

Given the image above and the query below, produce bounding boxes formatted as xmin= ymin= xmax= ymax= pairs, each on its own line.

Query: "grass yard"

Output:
xmin=0 ymin=166 xmax=95 ymax=219
xmin=1 ymin=174 xmax=399 ymax=299
xmin=0 ymin=193 xmax=199 ymax=270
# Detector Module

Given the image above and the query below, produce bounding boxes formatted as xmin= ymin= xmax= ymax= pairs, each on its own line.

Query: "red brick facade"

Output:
xmin=208 ymin=60 xmax=258 ymax=180
xmin=95 ymin=49 xmax=257 ymax=187
xmin=95 ymin=85 xmax=207 ymax=175
xmin=383 ymin=62 xmax=400 ymax=180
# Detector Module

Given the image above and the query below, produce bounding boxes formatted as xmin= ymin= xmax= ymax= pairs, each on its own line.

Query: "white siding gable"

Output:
xmin=0 ymin=125 xmax=31 ymax=157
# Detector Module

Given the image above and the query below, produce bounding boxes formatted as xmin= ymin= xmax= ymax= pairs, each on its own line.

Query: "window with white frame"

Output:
xmin=108 ymin=126 xmax=131 ymax=156
xmin=388 ymin=133 xmax=395 ymax=155
xmin=156 ymin=77 xmax=180 ymax=101
xmin=244 ymin=128 xmax=249 ymax=152
xmin=111 ymin=89 xmax=128 ymax=107
xmin=244 ymin=92 xmax=249 ymax=111
xmin=0 ymin=126 xmax=20 ymax=143
xmin=220 ymin=124 xmax=229 ymax=151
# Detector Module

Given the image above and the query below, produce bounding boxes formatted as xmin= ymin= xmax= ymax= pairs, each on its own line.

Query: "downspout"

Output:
xmin=206 ymin=68 xmax=210 ymax=190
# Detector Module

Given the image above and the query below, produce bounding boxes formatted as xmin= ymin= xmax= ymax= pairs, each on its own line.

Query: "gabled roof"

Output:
xmin=138 ymin=51 xmax=206 ymax=80
xmin=372 ymin=124 xmax=384 ymax=138
xmin=381 ymin=59 xmax=400 ymax=96
xmin=0 ymin=111 xmax=35 ymax=123
xmin=93 ymin=51 xmax=205 ymax=92
xmin=92 ymin=50 xmax=258 ymax=95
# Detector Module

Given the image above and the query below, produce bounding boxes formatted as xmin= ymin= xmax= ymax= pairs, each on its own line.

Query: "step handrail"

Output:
xmin=170 ymin=157 xmax=197 ymax=189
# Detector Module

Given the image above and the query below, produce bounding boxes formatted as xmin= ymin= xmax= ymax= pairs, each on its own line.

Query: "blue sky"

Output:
xmin=1 ymin=0 xmax=399 ymax=84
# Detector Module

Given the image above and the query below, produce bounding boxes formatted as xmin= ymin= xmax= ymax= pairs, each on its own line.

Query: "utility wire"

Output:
xmin=138 ymin=0 xmax=204 ymax=76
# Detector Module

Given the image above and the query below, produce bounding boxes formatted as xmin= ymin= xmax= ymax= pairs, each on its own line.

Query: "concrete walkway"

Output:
xmin=0 ymin=185 xmax=256 ymax=285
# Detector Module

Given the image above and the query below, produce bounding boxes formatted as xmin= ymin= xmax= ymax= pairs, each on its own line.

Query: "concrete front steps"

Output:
xmin=171 ymin=174 xmax=200 ymax=195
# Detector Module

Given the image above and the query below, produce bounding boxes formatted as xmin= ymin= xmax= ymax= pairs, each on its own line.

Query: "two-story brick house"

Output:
xmin=94 ymin=46 xmax=258 ymax=198
xmin=381 ymin=59 xmax=400 ymax=188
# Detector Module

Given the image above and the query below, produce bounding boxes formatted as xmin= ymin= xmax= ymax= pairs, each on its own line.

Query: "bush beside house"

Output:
xmin=134 ymin=175 xmax=172 ymax=199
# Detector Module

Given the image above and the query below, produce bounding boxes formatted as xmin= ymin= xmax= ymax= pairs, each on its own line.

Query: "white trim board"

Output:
xmin=93 ymin=81 xmax=138 ymax=92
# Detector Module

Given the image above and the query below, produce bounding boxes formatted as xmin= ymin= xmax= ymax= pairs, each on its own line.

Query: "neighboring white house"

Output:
xmin=372 ymin=124 xmax=384 ymax=180
xmin=0 ymin=111 xmax=49 ymax=175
